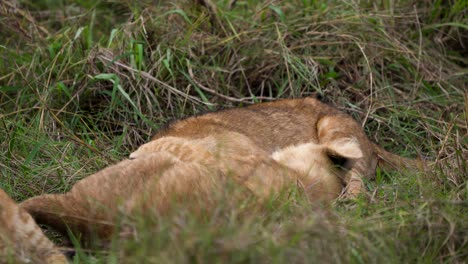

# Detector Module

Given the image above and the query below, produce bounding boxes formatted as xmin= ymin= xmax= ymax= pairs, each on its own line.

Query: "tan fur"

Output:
xmin=130 ymin=133 xmax=360 ymax=201
xmin=271 ymin=139 xmax=363 ymax=201
xmin=0 ymin=189 xmax=67 ymax=264
xmin=151 ymin=97 xmax=424 ymax=195
xmin=20 ymin=97 xmax=424 ymax=243
xmin=21 ymin=132 xmax=350 ymax=240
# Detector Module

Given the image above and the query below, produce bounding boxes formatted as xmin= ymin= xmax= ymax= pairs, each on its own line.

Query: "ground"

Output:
xmin=0 ymin=0 xmax=466 ymax=263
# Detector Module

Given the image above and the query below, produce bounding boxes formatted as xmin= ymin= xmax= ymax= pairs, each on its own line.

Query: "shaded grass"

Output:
xmin=0 ymin=0 xmax=467 ymax=262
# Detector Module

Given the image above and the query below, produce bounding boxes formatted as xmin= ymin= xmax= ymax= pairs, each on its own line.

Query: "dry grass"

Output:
xmin=0 ymin=0 xmax=466 ymax=262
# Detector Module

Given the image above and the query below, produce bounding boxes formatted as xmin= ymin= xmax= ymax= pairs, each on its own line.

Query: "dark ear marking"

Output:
xmin=328 ymin=153 xmax=348 ymax=168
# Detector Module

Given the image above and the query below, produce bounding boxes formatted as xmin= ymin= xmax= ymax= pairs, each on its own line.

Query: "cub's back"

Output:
xmin=153 ymin=98 xmax=342 ymax=151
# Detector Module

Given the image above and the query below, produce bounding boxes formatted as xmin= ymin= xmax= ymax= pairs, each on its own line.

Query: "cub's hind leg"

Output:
xmin=21 ymin=152 xmax=181 ymax=240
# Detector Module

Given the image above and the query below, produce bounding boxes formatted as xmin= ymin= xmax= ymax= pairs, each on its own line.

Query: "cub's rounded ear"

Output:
xmin=325 ymin=138 xmax=363 ymax=159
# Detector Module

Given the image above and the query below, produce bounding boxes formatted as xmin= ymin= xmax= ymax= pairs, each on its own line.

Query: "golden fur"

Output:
xmin=0 ymin=189 xmax=67 ymax=264
xmin=22 ymin=133 xmax=350 ymax=239
xmin=150 ymin=97 xmax=423 ymax=195
xmin=19 ymin=97 xmax=424 ymax=243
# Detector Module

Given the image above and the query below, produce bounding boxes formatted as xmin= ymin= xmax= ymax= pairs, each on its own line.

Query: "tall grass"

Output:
xmin=0 ymin=0 xmax=466 ymax=262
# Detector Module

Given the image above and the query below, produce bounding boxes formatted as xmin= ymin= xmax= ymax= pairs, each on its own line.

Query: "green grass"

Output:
xmin=0 ymin=0 xmax=467 ymax=262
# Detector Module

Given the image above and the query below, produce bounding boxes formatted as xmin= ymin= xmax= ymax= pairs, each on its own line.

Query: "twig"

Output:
xmin=356 ymin=42 xmax=374 ymax=127
xmin=98 ymin=55 xmax=213 ymax=106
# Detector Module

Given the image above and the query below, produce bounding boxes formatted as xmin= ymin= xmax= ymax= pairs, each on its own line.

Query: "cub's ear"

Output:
xmin=325 ymin=138 xmax=363 ymax=159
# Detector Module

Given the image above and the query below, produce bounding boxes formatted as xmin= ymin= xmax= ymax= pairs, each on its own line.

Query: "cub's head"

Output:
xmin=271 ymin=138 xmax=363 ymax=201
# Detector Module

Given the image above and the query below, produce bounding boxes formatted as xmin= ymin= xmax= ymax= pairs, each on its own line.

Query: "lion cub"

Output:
xmin=0 ymin=189 xmax=67 ymax=264
xmin=21 ymin=133 xmax=360 ymax=240
xmin=151 ymin=97 xmax=424 ymax=196
xmin=130 ymin=134 xmax=363 ymax=201
xmin=20 ymin=97 xmax=423 ymax=242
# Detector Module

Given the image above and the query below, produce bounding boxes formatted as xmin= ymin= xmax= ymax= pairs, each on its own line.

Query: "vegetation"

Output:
xmin=0 ymin=0 xmax=466 ymax=262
